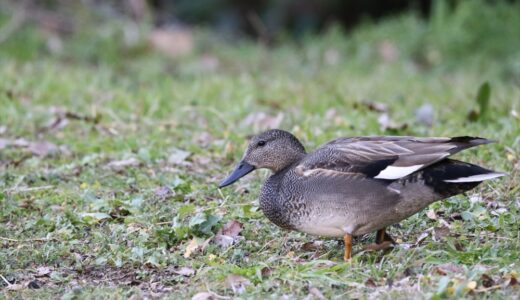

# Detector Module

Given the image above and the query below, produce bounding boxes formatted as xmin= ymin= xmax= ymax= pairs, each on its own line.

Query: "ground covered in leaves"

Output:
xmin=1 ymin=1 xmax=520 ymax=299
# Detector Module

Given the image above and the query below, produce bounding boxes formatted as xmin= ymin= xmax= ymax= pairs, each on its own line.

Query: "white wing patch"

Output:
xmin=444 ymin=172 xmax=506 ymax=183
xmin=374 ymin=164 xmax=424 ymax=180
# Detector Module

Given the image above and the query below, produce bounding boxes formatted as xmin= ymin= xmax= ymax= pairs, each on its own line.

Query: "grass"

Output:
xmin=1 ymin=1 xmax=520 ymax=298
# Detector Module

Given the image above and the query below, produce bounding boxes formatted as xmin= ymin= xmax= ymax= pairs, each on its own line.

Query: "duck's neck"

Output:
xmin=259 ymin=162 xmax=298 ymax=229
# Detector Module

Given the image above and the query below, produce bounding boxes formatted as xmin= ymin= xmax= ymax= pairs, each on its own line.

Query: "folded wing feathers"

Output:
xmin=307 ymin=136 xmax=493 ymax=180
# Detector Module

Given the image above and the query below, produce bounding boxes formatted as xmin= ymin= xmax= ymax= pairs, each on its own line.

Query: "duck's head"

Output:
xmin=219 ymin=129 xmax=306 ymax=188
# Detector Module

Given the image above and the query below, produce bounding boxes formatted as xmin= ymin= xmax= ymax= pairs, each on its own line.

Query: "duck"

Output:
xmin=218 ymin=129 xmax=506 ymax=260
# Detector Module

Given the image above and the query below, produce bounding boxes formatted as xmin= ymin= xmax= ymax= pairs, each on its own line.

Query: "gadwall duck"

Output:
xmin=219 ymin=129 xmax=505 ymax=260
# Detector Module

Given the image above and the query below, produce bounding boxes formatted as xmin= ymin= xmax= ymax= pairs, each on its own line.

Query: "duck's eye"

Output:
xmin=257 ymin=140 xmax=266 ymax=147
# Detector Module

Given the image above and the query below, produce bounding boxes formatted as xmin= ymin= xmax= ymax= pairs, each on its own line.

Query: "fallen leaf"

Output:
xmin=192 ymin=155 xmax=211 ymax=166
xmin=106 ymin=157 xmax=140 ymax=171
xmin=364 ymin=241 xmax=393 ymax=251
xmin=426 ymin=209 xmax=437 ymax=220
xmin=241 ymin=112 xmax=284 ymax=132
xmin=154 ymin=186 xmax=172 ymax=199
xmin=6 ymin=283 xmax=24 ymax=291
xmin=225 ymin=274 xmax=250 ymax=294
xmin=365 ymin=278 xmax=377 ymax=288
xmin=415 ymin=230 xmax=430 ymax=245
xmin=466 ymin=281 xmax=477 ymax=290
xmin=415 ymin=103 xmax=434 ymax=127
xmin=0 ymin=138 xmax=9 ymax=149
xmin=220 ymin=220 xmax=242 ymax=237
xmin=191 ymin=292 xmax=215 ymax=300
xmin=149 ymin=28 xmax=194 ymax=58
xmin=480 ymin=274 xmax=495 ymax=288
xmin=172 ymin=266 xmax=195 ymax=277
xmin=198 ymin=54 xmax=219 ymax=72
xmin=302 ymin=241 xmax=323 ymax=251
xmin=214 ymin=220 xmax=243 ymax=248
xmin=192 ymin=131 xmax=214 ymax=147
xmin=308 ymin=287 xmax=325 ymax=300
xmin=378 ymin=40 xmax=399 ymax=63
xmin=184 ymin=238 xmax=203 ymax=258
xmin=433 ymin=226 xmax=451 ymax=240
xmin=324 ymin=48 xmax=340 ymax=65
xmin=28 ymin=141 xmax=60 ymax=156
xmin=261 ymin=267 xmax=273 ymax=278
xmin=35 ymin=266 xmax=52 ymax=277
xmin=431 ymin=263 xmax=464 ymax=276
xmin=0 ymin=138 xmax=63 ymax=157
xmin=378 ymin=113 xmax=408 ymax=132
xmin=168 ymin=148 xmax=191 ymax=165
xmin=359 ymin=100 xmax=388 ymax=113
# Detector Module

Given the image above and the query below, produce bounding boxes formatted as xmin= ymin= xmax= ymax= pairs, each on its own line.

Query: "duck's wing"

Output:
xmin=297 ymin=136 xmax=492 ymax=180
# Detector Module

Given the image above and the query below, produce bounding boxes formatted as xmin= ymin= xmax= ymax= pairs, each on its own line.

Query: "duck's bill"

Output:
xmin=218 ymin=161 xmax=256 ymax=188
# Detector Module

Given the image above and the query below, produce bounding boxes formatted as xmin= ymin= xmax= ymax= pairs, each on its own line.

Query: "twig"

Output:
xmin=0 ymin=236 xmax=53 ymax=243
xmin=155 ymin=221 xmax=171 ymax=225
xmin=3 ymin=185 xmax=55 ymax=194
xmin=474 ymin=285 xmax=503 ymax=292
xmin=0 ymin=274 xmax=11 ymax=286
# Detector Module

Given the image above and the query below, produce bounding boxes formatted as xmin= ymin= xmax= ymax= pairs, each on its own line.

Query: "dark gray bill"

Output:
xmin=218 ymin=161 xmax=255 ymax=188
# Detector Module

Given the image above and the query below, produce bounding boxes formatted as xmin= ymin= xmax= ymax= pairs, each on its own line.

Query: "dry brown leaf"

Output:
xmin=0 ymin=138 xmax=9 ymax=150
xmin=359 ymin=100 xmax=388 ymax=113
xmin=107 ymin=157 xmax=140 ymax=171
xmin=426 ymin=209 xmax=437 ymax=220
xmin=364 ymin=241 xmax=393 ymax=251
xmin=172 ymin=266 xmax=195 ymax=277
xmin=378 ymin=40 xmax=399 ymax=63
xmin=225 ymin=274 xmax=250 ymax=294
xmin=378 ymin=113 xmax=408 ymax=131
xmin=261 ymin=267 xmax=273 ymax=278
xmin=149 ymin=28 xmax=193 ymax=58
xmin=302 ymin=241 xmax=323 ymax=251
xmin=35 ymin=266 xmax=52 ymax=277
xmin=6 ymin=283 xmax=24 ymax=291
xmin=214 ymin=220 xmax=243 ymax=249
xmin=28 ymin=141 xmax=60 ymax=156
xmin=192 ymin=155 xmax=211 ymax=166
xmin=365 ymin=278 xmax=377 ymax=288
xmin=154 ymin=186 xmax=172 ymax=199
xmin=433 ymin=226 xmax=451 ymax=240
xmin=184 ymin=239 xmax=200 ymax=258
xmin=168 ymin=148 xmax=191 ymax=165
xmin=466 ymin=281 xmax=477 ymax=290
xmin=0 ymin=138 xmax=63 ymax=156
xmin=431 ymin=263 xmax=464 ymax=276
xmin=241 ymin=112 xmax=284 ymax=132
xmin=415 ymin=230 xmax=430 ymax=245
xmin=480 ymin=274 xmax=495 ymax=288
xmin=191 ymin=292 xmax=215 ymax=300
xmin=324 ymin=48 xmax=340 ymax=65
xmin=308 ymin=287 xmax=325 ymax=300
xmin=193 ymin=131 xmax=214 ymax=148
xmin=415 ymin=103 xmax=434 ymax=127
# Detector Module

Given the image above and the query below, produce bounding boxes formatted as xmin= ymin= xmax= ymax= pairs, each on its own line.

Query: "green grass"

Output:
xmin=1 ymin=1 xmax=520 ymax=298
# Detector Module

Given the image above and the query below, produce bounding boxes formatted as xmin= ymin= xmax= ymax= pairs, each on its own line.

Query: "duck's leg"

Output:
xmin=375 ymin=228 xmax=395 ymax=244
xmin=364 ymin=228 xmax=395 ymax=252
xmin=343 ymin=234 xmax=352 ymax=261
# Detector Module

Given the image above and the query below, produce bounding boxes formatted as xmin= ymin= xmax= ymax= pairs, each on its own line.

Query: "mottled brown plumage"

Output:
xmin=219 ymin=129 xmax=505 ymax=260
